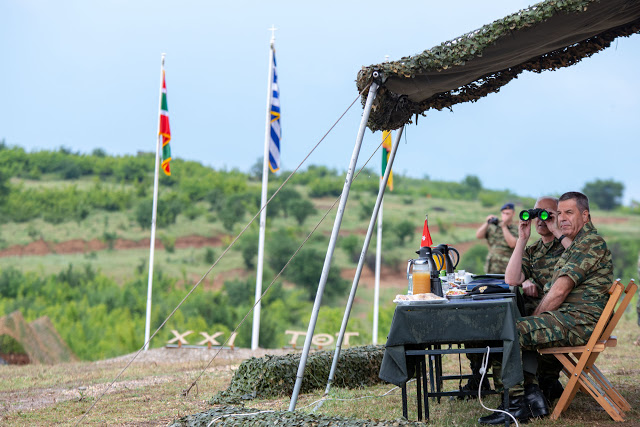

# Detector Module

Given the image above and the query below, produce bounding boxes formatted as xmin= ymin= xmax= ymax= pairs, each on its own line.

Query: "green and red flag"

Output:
xmin=381 ymin=130 xmax=393 ymax=191
xmin=159 ymin=69 xmax=172 ymax=176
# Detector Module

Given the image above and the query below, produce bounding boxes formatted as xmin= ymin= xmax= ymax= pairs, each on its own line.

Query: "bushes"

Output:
xmin=211 ymin=345 xmax=385 ymax=403
xmin=135 ymin=192 xmax=185 ymax=229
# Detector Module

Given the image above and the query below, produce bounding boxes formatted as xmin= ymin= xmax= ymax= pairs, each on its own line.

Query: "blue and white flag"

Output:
xmin=268 ymin=51 xmax=281 ymax=172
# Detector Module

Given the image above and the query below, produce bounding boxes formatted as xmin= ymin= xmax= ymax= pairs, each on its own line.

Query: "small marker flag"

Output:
xmin=381 ymin=130 xmax=393 ymax=191
xmin=159 ymin=69 xmax=172 ymax=176
xmin=421 ymin=214 xmax=433 ymax=247
xmin=268 ymin=50 xmax=281 ymax=173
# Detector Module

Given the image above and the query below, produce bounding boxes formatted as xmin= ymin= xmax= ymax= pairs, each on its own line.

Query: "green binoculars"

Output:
xmin=519 ymin=208 xmax=550 ymax=221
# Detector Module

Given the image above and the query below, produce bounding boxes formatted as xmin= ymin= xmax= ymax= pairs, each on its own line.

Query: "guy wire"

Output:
xmin=184 ymin=131 xmax=385 ymax=397
xmin=74 ymin=83 xmax=371 ymax=425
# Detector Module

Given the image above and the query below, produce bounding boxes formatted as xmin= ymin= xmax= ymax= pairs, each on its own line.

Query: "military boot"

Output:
xmin=478 ymin=395 xmax=531 ymax=425
xmin=539 ymin=377 xmax=564 ymax=405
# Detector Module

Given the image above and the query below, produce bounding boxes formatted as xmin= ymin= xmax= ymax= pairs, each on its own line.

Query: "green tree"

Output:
xmin=286 ymin=247 xmax=348 ymax=303
xmin=462 ymin=175 xmax=482 ymax=198
xmin=340 ymin=234 xmax=361 ymax=262
xmin=582 ymin=179 xmax=624 ymax=211
xmin=394 ymin=220 xmax=415 ymax=244
xmin=135 ymin=193 xmax=184 ymax=229
xmin=0 ymin=167 xmax=10 ymax=202
xmin=289 ymin=198 xmax=316 ymax=225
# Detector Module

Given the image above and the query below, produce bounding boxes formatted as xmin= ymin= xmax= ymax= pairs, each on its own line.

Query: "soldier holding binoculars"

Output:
xmin=475 ymin=202 xmax=518 ymax=274
xmin=506 ymin=197 xmax=572 ymax=314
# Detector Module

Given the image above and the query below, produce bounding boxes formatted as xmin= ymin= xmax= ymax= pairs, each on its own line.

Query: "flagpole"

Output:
xmin=144 ymin=53 xmax=166 ymax=351
xmin=252 ymin=28 xmax=276 ymax=351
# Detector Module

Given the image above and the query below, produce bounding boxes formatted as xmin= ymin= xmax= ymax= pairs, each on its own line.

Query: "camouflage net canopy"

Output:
xmin=357 ymin=0 xmax=640 ymax=131
xmin=0 ymin=311 xmax=77 ymax=364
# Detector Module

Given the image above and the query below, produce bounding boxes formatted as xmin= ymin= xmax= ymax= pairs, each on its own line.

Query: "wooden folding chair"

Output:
xmin=538 ymin=279 xmax=637 ymax=422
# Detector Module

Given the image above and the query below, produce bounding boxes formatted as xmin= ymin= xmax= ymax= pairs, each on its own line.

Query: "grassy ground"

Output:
xmin=1 ymin=314 xmax=638 ymax=426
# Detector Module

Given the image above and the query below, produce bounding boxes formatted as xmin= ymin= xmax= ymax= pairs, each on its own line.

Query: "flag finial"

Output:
xmin=269 ymin=25 xmax=278 ymax=46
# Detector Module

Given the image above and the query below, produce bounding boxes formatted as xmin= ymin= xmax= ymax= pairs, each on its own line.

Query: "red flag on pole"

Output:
xmin=421 ymin=214 xmax=433 ymax=247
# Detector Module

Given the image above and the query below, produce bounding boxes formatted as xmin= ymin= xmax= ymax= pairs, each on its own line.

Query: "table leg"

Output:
xmin=428 ymin=346 xmax=436 ymax=402
xmin=503 ymin=387 xmax=510 ymax=427
xmin=435 ymin=346 xmax=443 ymax=403
xmin=421 ymin=355 xmax=429 ymax=420
xmin=402 ymin=383 xmax=408 ymax=419
xmin=416 ymin=356 xmax=423 ymax=421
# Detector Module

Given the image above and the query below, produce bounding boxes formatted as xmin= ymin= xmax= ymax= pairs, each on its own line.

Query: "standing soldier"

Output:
xmin=476 ymin=202 xmax=518 ymax=274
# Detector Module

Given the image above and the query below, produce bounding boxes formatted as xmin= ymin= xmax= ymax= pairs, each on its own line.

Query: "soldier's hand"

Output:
xmin=522 ymin=280 xmax=538 ymax=297
xmin=486 ymin=214 xmax=497 ymax=222
xmin=518 ymin=218 xmax=532 ymax=240
xmin=545 ymin=211 xmax=561 ymax=237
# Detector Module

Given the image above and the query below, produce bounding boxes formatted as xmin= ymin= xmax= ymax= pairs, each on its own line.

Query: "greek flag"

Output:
xmin=268 ymin=51 xmax=281 ymax=172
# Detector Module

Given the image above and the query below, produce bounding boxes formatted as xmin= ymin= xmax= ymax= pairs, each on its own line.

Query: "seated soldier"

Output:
xmin=479 ymin=191 xmax=613 ymax=425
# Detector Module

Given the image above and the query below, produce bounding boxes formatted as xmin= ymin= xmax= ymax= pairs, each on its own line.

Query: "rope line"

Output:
xmin=73 ymin=83 xmax=370 ymax=425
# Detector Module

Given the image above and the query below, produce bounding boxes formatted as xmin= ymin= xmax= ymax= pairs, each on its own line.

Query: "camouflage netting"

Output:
xmin=356 ymin=0 xmax=640 ymax=131
xmin=170 ymin=405 xmax=425 ymax=427
xmin=0 ymin=311 xmax=78 ymax=364
xmin=211 ymin=345 xmax=385 ymax=404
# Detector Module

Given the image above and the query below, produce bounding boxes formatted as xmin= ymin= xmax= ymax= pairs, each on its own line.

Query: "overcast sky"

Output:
xmin=2 ymin=0 xmax=639 ymax=204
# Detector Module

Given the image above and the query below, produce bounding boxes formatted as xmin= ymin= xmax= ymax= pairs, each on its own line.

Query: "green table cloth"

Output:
xmin=380 ymin=298 xmax=523 ymax=389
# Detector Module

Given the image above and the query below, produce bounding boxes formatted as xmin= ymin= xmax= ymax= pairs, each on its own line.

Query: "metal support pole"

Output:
xmin=373 ymin=195 xmax=382 ymax=346
xmin=323 ymin=125 xmax=403 ymax=397
xmin=288 ymin=81 xmax=379 ymax=412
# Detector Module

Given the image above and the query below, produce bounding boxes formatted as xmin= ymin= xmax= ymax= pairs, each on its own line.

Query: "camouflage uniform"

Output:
xmin=520 ymin=238 xmax=565 ymax=316
xmin=484 ymin=223 xmax=519 ymax=274
xmin=518 ymin=221 xmax=613 ymax=350
xmin=489 ymin=237 xmax=565 ymax=392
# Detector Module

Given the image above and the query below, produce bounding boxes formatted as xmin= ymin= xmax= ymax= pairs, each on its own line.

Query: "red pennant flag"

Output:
xmin=421 ymin=214 xmax=433 ymax=247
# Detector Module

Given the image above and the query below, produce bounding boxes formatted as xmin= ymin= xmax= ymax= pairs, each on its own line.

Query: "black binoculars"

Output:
xmin=488 ymin=217 xmax=499 ymax=225
xmin=519 ymin=208 xmax=550 ymax=221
